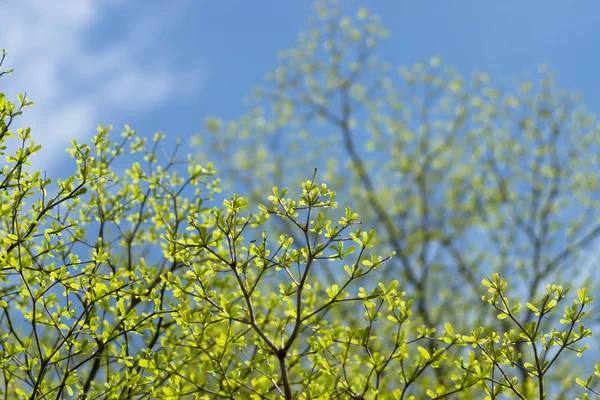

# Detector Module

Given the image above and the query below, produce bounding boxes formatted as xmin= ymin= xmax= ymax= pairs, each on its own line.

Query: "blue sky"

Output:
xmin=2 ymin=0 xmax=600 ymax=382
xmin=2 ymin=0 xmax=600 ymax=174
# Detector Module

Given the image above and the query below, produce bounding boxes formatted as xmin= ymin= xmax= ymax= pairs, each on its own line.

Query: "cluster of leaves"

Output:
xmin=0 ymin=47 xmax=599 ymax=399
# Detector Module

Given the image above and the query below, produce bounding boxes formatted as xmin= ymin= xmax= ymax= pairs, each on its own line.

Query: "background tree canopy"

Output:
xmin=197 ymin=1 xmax=600 ymax=397
xmin=1 ymin=2 xmax=600 ymax=399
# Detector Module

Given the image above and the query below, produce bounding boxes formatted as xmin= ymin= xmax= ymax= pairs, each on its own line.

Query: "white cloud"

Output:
xmin=1 ymin=0 xmax=205 ymax=175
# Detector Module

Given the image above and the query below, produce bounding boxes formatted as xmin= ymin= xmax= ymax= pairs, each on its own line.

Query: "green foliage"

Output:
xmin=197 ymin=1 xmax=600 ymax=397
xmin=1 ymin=2 xmax=600 ymax=398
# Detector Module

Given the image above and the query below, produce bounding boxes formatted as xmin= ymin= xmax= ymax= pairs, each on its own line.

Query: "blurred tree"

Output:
xmin=196 ymin=1 xmax=600 ymax=396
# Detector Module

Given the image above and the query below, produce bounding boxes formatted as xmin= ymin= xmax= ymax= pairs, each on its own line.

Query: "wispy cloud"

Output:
xmin=1 ymin=0 xmax=205 ymax=175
